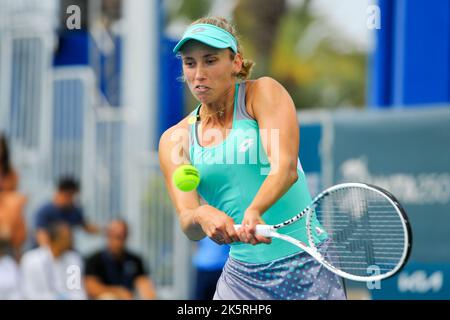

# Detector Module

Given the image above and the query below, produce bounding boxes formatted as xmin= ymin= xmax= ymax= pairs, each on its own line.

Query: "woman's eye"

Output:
xmin=184 ymin=61 xmax=194 ymax=67
xmin=206 ymin=59 xmax=216 ymax=64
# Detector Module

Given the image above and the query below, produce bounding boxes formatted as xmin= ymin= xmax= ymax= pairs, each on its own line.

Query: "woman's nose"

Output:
xmin=195 ymin=66 xmax=207 ymax=80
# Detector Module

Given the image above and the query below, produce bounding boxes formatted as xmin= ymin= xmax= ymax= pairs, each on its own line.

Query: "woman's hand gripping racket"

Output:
xmin=235 ymin=183 xmax=412 ymax=282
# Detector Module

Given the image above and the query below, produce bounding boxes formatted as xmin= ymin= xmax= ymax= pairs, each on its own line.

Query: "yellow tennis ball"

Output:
xmin=172 ymin=164 xmax=200 ymax=192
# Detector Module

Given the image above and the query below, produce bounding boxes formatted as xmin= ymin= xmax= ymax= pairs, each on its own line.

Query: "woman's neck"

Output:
xmin=200 ymin=84 xmax=236 ymax=126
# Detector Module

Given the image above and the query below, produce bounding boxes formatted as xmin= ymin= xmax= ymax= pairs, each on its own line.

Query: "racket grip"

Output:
xmin=233 ymin=224 xmax=274 ymax=238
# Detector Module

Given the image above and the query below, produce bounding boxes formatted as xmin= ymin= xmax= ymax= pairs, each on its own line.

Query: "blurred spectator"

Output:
xmin=192 ymin=238 xmax=229 ymax=300
xmin=34 ymin=176 xmax=100 ymax=247
xmin=0 ymin=193 xmax=26 ymax=260
xmin=0 ymin=238 xmax=21 ymax=299
xmin=20 ymin=221 xmax=86 ymax=299
xmin=84 ymin=219 xmax=156 ymax=300
xmin=0 ymin=133 xmax=27 ymax=260
xmin=0 ymin=133 xmax=19 ymax=191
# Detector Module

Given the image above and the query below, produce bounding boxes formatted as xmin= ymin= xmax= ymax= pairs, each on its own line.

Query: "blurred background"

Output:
xmin=0 ymin=0 xmax=449 ymax=299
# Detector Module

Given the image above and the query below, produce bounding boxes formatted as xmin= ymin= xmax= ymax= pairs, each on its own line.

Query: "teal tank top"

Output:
xmin=189 ymin=82 xmax=326 ymax=264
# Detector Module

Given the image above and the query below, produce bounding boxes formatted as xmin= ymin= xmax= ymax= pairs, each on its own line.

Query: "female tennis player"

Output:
xmin=159 ymin=16 xmax=346 ymax=300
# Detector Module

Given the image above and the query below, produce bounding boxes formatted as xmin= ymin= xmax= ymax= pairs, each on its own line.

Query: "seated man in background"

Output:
xmin=34 ymin=176 xmax=100 ymax=247
xmin=21 ymin=221 xmax=86 ymax=299
xmin=84 ymin=219 xmax=156 ymax=300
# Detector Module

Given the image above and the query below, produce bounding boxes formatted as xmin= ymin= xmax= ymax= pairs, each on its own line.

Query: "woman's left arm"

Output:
xmin=238 ymin=77 xmax=300 ymax=245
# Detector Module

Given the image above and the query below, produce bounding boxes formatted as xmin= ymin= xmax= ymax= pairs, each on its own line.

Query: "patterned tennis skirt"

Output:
xmin=213 ymin=243 xmax=347 ymax=300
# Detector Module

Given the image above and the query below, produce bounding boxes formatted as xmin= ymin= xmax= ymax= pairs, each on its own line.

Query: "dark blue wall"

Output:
xmin=370 ymin=0 xmax=450 ymax=108
xmin=157 ymin=38 xmax=185 ymax=146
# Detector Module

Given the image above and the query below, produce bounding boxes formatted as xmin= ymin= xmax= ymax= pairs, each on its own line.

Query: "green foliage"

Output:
xmin=166 ymin=0 xmax=212 ymax=22
xmin=165 ymin=0 xmax=367 ymax=110
xmin=269 ymin=3 xmax=367 ymax=109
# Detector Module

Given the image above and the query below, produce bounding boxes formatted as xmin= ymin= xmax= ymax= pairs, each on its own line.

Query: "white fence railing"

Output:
xmin=0 ymin=10 xmax=192 ymax=299
xmin=0 ymin=28 xmax=55 ymax=226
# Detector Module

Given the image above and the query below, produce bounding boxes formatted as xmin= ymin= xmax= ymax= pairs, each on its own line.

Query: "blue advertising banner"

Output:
xmin=328 ymin=107 xmax=450 ymax=299
xmin=299 ymin=124 xmax=323 ymax=197
xmin=371 ymin=263 xmax=450 ymax=300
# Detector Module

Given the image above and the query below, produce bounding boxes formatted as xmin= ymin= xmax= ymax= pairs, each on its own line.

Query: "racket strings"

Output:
xmin=313 ymin=187 xmax=407 ymax=277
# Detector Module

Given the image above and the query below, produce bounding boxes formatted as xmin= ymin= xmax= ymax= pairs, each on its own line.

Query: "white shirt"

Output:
xmin=20 ymin=247 xmax=86 ymax=300
xmin=0 ymin=255 xmax=21 ymax=299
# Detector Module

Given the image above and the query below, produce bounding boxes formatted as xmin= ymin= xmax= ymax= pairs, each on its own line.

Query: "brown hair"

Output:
xmin=190 ymin=16 xmax=255 ymax=80
xmin=0 ymin=133 xmax=12 ymax=176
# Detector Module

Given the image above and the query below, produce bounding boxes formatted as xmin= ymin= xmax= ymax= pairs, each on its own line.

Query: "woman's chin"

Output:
xmin=194 ymin=94 xmax=212 ymax=104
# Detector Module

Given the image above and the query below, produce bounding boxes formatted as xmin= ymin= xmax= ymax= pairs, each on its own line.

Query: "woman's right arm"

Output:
xmin=158 ymin=126 xmax=205 ymax=241
xmin=158 ymin=125 xmax=239 ymax=244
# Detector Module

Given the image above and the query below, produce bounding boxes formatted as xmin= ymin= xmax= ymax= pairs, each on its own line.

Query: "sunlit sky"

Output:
xmin=310 ymin=0 xmax=375 ymax=51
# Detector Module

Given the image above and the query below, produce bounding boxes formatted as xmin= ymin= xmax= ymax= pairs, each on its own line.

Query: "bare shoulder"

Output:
xmin=246 ymin=77 xmax=287 ymax=105
xmin=158 ymin=114 xmax=194 ymax=168
xmin=245 ymin=77 xmax=293 ymax=118
xmin=158 ymin=115 xmax=192 ymax=150
xmin=247 ymin=77 xmax=284 ymax=96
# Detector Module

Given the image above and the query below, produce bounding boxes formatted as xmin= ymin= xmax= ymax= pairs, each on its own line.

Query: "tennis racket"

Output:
xmin=235 ymin=183 xmax=412 ymax=282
